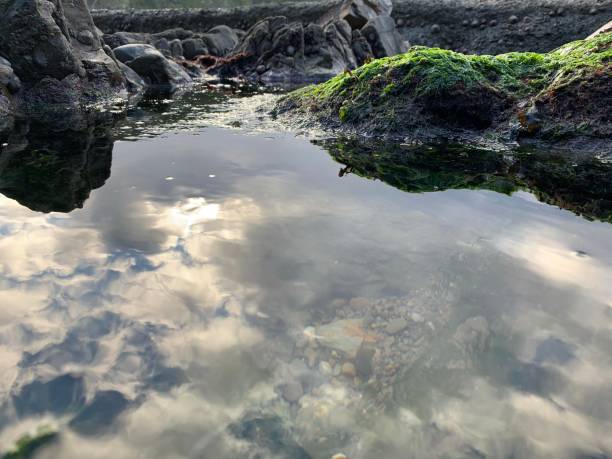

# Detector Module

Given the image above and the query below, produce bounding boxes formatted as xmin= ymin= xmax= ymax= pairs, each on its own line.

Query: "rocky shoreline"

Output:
xmin=92 ymin=0 xmax=612 ymax=54
xmin=0 ymin=0 xmax=610 ymax=154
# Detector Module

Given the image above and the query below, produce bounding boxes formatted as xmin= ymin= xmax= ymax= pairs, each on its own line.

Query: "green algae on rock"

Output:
xmin=275 ymin=32 xmax=611 ymax=145
xmin=317 ymin=139 xmax=612 ymax=223
xmin=2 ymin=428 xmax=58 ymax=459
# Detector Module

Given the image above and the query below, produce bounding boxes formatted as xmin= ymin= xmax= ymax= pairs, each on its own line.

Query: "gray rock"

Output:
xmin=362 ymin=15 xmax=407 ymax=58
xmin=0 ymin=60 xmax=21 ymax=94
xmin=315 ymin=319 xmax=370 ymax=357
xmin=127 ymin=52 xmax=191 ymax=87
xmin=351 ymin=30 xmax=374 ymax=65
xmin=113 ymin=44 xmax=160 ymax=64
xmin=153 ymin=28 xmax=193 ymax=41
xmin=331 ymin=0 xmax=394 ymax=30
xmin=169 ymin=39 xmax=184 ymax=59
xmin=118 ymin=62 xmax=146 ymax=94
xmin=103 ymin=31 xmax=152 ymax=49
xmin=201 ymin=25 xmax=240 ymax=57
xmin=0 ymin=0 xmax=126 ymax=110
xmin=182 ymin=38 xmax=208 ymax=60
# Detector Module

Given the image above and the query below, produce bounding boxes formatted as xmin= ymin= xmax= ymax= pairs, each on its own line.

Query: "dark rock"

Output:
xmin=201 ymin=25 xmax=240 ymax=56
xmin=152 ymin=28 xmax=193 ymax=41
xmin=0 ymin=58 xmax=21 ymax=94
xmin=126 ymin=52 xmax=191 ymax=87
xmin=362 ymin=15 xmax=407 ymax=58
xmin=113 ymin=44 xmax=160 ymax=64
xmin=182 ymin=38 xmax=208 ymax=60
xmin=326 ymin=0 xmax=393 ymax=30
xmin=118 ymin=62 xmax=146 ymax=94
xmin=351 ymin=30 xmax=374 ymax=65
xmin=0 ymin=0 xmax=126 ymax=112
xmin=169 ymin=39 xmax=184 ymax=59
xmin=103 ymin=31 xmax=152 ymax=49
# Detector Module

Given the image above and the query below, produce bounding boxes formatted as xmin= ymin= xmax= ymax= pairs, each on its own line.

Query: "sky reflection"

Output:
xmin=0 ymin=119 xmax=611 ymax=458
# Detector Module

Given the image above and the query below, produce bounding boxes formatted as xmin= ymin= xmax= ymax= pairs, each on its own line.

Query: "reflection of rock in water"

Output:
xmin=0 ymin=114 xmax=115 ymax=213
xmin=318 ymin=140 xmax=612 ymax=223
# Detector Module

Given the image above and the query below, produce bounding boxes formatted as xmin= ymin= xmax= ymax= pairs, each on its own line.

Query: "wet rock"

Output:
xmin=351 ymin=30 xmax=374 ymax=65
xmin=153 ymin=28 xmax=193 ymax=41
xmin=0 ymin=58 xmax=21 ymax=94
xmin=182 ymin=38 xmax=208 ymax=60
xmin=362 ymin=15 xmax=407 ymax=58
xmin=509 ymin=15 xmax=519 ymax=24
xmin=169 ymin=39 xmax=184 ymax=59
xmin=332 ymin=454 xmax=349 ymax=459
xmin=118 ymin=62 xmax=146 ymax=94
xmin=201 ymin=25 xmax=240 ymax=57
xmin=354 ymin=345 xmax=375 ymax=379
xmin=103 ymin=31 xmax=152 ymax=49
xmin=0 ymin=0 xmax=127 ymax=112
xmin=113 ymin=44 xmax=161 ymax=64
xmin=126 ymin=51 xmax=191 ymax=87
xmin=154 ymin=38 xmax=171 ymax=57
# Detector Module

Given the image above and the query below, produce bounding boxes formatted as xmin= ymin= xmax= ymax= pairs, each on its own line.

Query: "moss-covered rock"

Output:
xmin=276 ymin=33 xmax=611 ymax=145
xmin=318 ymin=139 xmax=612 ymax=223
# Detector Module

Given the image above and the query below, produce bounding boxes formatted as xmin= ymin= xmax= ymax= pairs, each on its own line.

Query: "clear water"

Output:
xmin=0 ymin=88 xmax=612 ymax=459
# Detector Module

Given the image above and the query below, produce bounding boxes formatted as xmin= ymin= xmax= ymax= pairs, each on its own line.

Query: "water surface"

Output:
xmin=0 ymin=88 xmax=611 ymax=459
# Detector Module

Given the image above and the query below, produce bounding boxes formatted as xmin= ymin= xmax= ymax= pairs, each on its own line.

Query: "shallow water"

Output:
xmin=0 ymin=88 xmax=612 ymax=459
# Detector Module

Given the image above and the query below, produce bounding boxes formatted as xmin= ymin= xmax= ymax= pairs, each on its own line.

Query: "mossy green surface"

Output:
xmin=282 ymin=33 xmax=611 ymax=129
xmin=318 ymin=139 xmax=612 ymax=223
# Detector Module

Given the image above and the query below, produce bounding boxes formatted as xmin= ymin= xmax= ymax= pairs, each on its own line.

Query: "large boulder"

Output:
xmin=113 ymin=44 xmax=161 ymax=64
xmin=0 ymin=0 xmax=127 ymax=111
xmin=201 ymin=25 xmax=240 ymax=57
xmin=125 ymin=51 xmax=191 ymax=87
xmin=182 ymin=38 xmax=208 ymax=60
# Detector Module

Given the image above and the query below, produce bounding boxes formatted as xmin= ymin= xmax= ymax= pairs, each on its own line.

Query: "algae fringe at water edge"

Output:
xmin=276 ymin=33 xmax=611 ymax=140
xmin=2 ymin=428 xmax=58 ymax=459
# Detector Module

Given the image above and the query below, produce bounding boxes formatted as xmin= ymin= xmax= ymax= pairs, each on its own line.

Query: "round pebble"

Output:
xmin=341 ymin=362 xmax=357 ymax=378
xmin=509 ymin=15 xmax=519 ymax=24
xmin=332 ymin=454 xmax=348 ymax=459
xmin=431 ymin=24 xmax=440 ymax=33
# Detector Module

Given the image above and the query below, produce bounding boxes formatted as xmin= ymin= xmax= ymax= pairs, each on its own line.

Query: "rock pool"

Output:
xmin=0 ymin=87 xmax=611 ymax=459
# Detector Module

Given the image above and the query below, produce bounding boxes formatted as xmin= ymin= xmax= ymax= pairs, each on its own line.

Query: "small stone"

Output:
xmin=256 ymin=64 xmax=266 ymax=74
xmin=386 ymin=318 xmax=409 ymax=335
xmin=489 ymin=19 xmax=497 ymax=27
xmin=431 ymin=24 xmax=440 ymax=33
xmin=282 ymin=381 xmax=303 ymax=403
xmin=341 ymin=362 xmax=357 ymax=378
xmin=286 ymin=45 xmax=296 ymax=56
xmin=332 ymin=454 xmax=349 ymax=459
xmin=589 ymin=7 xmax=597 ymax=15
xmin=556 ymin=8 xmax=564 ymax=16
xmin=396 ymin=18 xmax=404 ymax=26
xmin=509 ymin=15 xmax=519 ymax=24
xmin=462 ymin=19 xmax=469 ymax=27
xmin=471 ymin=19 xmax=479 ymax=27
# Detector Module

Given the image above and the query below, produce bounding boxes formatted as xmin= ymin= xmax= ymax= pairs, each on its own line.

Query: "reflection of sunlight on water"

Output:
xmin=166 ymin=197 xmax=220 ymax=238
xmin=495 ymin=225 xmax=612 ymax=306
